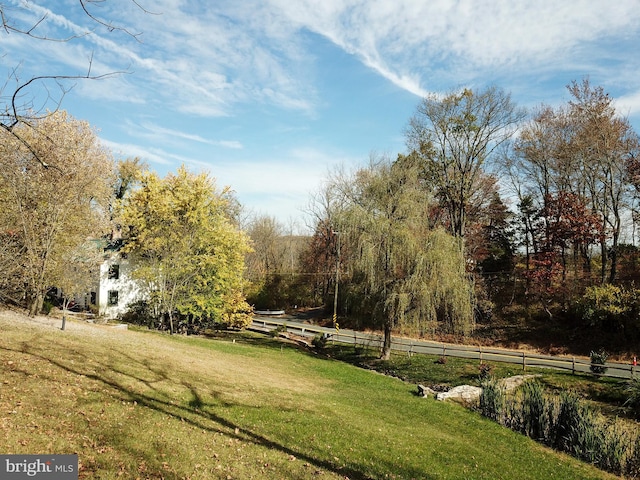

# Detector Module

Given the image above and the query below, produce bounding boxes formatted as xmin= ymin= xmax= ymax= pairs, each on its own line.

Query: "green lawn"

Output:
xmin=0 ymin=312 xmax=619 ymax=479
xmin=326 ymin=343 xmax=632 ymax=419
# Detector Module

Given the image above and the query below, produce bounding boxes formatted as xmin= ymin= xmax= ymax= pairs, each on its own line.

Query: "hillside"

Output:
xmin=0 ymin=310 xmax=618 ymax=479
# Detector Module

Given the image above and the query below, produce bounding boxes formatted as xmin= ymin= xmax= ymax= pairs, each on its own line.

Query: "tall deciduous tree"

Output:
xmin=406 ymin=86 xmax=525 ymax=238
xmin=301 ymin=180 xmax=346 ymax=309
xmin=332 ymin=154 xmax=474 ymax=359
xmin=245 ymin=215 xmax=287 ymax=281
xmin=119 ymin=166 xmax=252 ymax=333
xmin=510 ymin=79 xmax=640 ymax=285
xmin=0 ymin=110 xmax=114 ymax=315
xmin=566 ymin=79 xmax=640 ymax=283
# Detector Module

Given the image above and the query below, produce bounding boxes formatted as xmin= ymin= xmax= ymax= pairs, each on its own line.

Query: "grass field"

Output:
xmin=327 ymin=344 xmax=632 ymax=419
xmin=0 ymin=311 xmax=620 ymax=479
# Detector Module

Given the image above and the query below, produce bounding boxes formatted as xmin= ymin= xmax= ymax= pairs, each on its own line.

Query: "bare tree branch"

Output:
xmin=0 ymin=0 xmax=145 ymax=167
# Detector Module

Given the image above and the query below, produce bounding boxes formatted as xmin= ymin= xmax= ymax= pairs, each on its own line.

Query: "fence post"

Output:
xmin=572 ymin=356 xmax=575 ymax=375
xmin=479 ymin=346 xmax=483 ymax=364
xmin=522 ymin=351 xmax=526 ymax=371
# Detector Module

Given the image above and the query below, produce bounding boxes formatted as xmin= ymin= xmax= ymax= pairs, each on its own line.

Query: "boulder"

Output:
xmin=417 ymin=384 xmax=437 ymax=397
xmin=418 ymin=374 xmax=541 ymax=403
xmin=499 ymin=374 xmax=540 ymax=391
xmin=436 ymin=385 xmax=482 ymax=402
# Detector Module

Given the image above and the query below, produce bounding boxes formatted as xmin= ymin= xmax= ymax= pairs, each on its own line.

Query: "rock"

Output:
xmin=436 ymin=385 xmax=482 ymax=402
xmin=418 ymin=374 xmax=541 ymax=404
xmin=417 ymin=384 xmax=437 ymax=397
xmin=498 ymin=374 xmax=540 ymax=391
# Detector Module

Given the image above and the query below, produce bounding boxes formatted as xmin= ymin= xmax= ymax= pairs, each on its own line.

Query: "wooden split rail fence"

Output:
xmin=251 ymin=318 xmax=638 ymax=380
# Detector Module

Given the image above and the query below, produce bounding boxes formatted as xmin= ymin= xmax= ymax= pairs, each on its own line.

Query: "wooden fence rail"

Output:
xmin=250 ymin=318 xmax=637 ymax=380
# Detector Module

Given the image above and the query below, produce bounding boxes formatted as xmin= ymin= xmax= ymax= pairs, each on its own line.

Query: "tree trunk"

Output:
xmin=609 ymin=216 xmax=620 ymax=284
xmin=28 ymin=292 xmax=43 ymax=317
xmin=609 ymin=246 xmax=618 ymax=284
xmin=600 ymin=240 xmax=608 ymax=284
xmin=168 ymin=311 xmax=174 ymax=335
xmin=380 ymin=321 xmax=393 ymax=360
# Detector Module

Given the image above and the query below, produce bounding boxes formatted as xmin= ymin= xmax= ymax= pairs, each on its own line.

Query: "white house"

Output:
xmin=95 ymin=252 xmax=145 ymax=319
xmin=55 ymin=239 xmax=146 ymax=319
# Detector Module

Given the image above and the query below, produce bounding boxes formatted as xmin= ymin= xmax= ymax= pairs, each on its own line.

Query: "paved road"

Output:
xmin=251 ymin=316 xmax=637 ymax=380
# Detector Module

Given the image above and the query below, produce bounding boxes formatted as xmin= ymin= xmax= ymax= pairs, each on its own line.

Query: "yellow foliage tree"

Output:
xmin=119 ymin=166 xmax=253 ymax=332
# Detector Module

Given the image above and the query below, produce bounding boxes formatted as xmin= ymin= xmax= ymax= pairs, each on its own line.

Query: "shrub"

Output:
xmin=551 ymin=392 xmax=583 ymax=451
xmin=567 ymin=406 xmax=604 ymax=465
xmin=121 ymin=300 xmax=155 ymax=327
xmin=270 ymin=324 xmax=287 ymax=337
xmin=479 ymin=380 xmax=639 ymax=477
xmin=311 ymin=333 xmax=328 ymax=349
xmin=626 ymin=432 xmax=640 ymax=477
xmin=598 ymin=420 xmax=632 ymax=475
xmin=42 ymin=300 xmax=54 ymax=315
xmin=577 ymin=284 xmax=640 ymax=332
xmin=590 ymin=349 xmax=609 ymax=375
xmin=579 ymin=284 xmax=625 ymax=327
xmin=478 ymin=362 xmax=493 ymax=382
xmin=624 ymin=377 xmax=640 ymax=413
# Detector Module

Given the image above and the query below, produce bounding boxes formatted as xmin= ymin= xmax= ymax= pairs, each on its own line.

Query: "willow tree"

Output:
xmin=334 ymin=154 xmax=474 ymax=359
xmin=0 ymin=110 xmax=114 ymax=315
xmin=119 ymin=166 xmax=253 ymax=333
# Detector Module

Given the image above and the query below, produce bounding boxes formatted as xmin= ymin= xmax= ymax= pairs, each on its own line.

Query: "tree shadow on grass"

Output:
xmin=0 ymin=339 xmax=437 ymax=480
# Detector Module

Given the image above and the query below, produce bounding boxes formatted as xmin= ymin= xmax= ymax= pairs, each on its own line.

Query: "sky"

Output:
xmin=4 ymin=0 xmax=640 ymax=232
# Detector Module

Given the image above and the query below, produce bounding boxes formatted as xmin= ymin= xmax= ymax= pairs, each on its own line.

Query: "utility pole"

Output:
xmin=332 ymin=230 xmax=340 ymax=331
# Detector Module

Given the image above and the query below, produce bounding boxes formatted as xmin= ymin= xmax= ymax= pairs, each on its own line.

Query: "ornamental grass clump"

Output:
xmin=478 ymin=379 xmax=640 ymax=477
xmin=479 ymin=378 xmax=504 ymax=423
xmin=518 ymin=380 xmax=549 ymax=442
xmin=624 ymin=377 xmax=640 ymax=414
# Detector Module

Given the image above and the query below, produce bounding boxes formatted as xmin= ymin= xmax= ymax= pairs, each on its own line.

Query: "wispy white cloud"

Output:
xmin=134 ymin=122 xmax=244 ymax=149
xmin=10 ymin=0 xmax=640 ymax=120
xmin=6 ymin=0 xmax=640 ymax=227
xmin=615 ymin=92 xmax=640 ymax=119
xmin=267 ymin=0 xmax=640 ymax=95
xmin=99 ymin=139 xmax=172 ymax=165
xmin=97 ymin=136 xmax=349 ymax=214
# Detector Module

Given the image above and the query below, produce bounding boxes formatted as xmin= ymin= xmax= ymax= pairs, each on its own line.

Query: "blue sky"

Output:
xmin=4 ymin=0 xmax=640 ymax=232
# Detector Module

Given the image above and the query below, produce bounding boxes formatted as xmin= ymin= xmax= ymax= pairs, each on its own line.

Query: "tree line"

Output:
xmin=247 ymin=79 xmax=640 ymax=355
xmin=2 ymin=77 xmax=639 ymax=353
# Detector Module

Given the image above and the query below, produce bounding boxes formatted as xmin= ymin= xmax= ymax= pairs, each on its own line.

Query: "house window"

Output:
xmin=108 ymin=290 xmax=119 ymax=306
xmin=90 ymin=292 xmax=97 ymax=305
xmin=108 ymin=264 xmax=120 ymax=280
